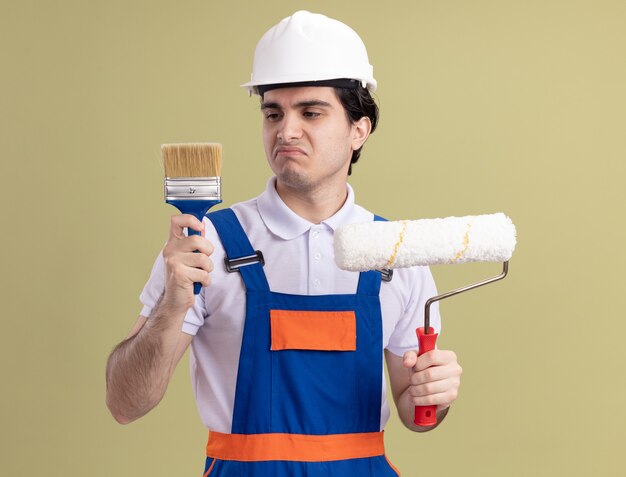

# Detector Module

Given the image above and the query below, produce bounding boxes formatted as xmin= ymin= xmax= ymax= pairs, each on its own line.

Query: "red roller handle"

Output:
xmin=414 ymin=326 xmax=438 ymax=427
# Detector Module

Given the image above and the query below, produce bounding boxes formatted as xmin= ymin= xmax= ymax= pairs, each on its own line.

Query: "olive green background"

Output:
xmin=2 ymin=0 xmax=625 ymax=476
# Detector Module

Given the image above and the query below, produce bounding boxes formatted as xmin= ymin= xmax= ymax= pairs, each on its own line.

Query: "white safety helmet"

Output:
xmin=242 ymin=10 xmax=377 ymax=95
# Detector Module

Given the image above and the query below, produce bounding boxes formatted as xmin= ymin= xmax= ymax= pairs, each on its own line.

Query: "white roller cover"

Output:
xmin=334 ymin=213 xmax=517 ymax=271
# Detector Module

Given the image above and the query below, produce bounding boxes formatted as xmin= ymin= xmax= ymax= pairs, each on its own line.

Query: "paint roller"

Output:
xmin=333 ymin=212 xmax=517 ymax=427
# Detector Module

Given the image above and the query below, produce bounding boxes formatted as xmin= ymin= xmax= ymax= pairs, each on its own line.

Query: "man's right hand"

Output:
xmin=161 ymin=214 xmax=215 ymax=312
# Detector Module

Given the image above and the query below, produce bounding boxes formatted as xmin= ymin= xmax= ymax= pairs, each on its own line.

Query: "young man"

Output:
xmin=106 ymin=11 xmax=462 ymax=476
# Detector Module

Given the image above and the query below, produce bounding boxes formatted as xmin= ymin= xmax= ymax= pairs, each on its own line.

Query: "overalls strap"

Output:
xmin=356 ymin=214 xmax=387 ymax=296
xmin=207 ymin=208 xmax=270 ymax=292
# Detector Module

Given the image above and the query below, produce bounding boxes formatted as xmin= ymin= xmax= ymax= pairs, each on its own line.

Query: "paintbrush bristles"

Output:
xmin=161 ymin=142 xmax=222 ymax=178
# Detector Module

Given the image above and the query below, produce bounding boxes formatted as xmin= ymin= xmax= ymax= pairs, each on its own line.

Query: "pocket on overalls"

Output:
xmin=202 ymin=457 xmax=242 ymax=477
xmin=370 ymin=455 xmax=401 ymax=476
xmin=384 ymin=455 xmax=401 ymax=476
xmin=269 ymin=309 xmax=359 ymax=433
xmin=202 ymin=457 xmax=216 ymax=476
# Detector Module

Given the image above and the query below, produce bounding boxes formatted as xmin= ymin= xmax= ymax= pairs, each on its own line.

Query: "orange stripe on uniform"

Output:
xmin=270 ymin=309 xmax=356 ymax=351
xmin=206 ymin=431 xmax=385 ymax=462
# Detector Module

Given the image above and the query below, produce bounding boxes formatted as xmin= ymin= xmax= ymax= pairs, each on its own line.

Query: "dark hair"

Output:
xmin=334 ymin=86 xmax=379 ymax=175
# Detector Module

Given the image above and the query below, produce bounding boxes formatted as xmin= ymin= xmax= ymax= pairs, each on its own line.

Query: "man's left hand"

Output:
xmin=402 ymin=349 xmax=463 ymax=412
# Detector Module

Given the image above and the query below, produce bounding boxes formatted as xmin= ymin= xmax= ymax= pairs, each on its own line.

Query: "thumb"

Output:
xmin=403 ymin=350 xmax=418 ymax=369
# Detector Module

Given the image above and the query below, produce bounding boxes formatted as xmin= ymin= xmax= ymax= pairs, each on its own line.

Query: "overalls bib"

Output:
xmin=203 ymin=208 xmax=400 ymax=477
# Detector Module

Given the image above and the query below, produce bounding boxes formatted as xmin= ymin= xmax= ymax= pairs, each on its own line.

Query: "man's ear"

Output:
xmin=351 ymin=116 xmax=372 ymax=151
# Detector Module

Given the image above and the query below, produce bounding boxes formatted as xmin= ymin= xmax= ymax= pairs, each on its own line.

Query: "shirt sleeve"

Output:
xmin=138 ymin=249 xmax=166 ymax=318
xmin=385 ymin=265 xmax=441 ymax=357
xmin=138 ymin=247 xmax=207 ymax=337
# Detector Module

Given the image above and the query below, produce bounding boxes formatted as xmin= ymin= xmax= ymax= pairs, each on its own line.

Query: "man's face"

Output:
xmin=261 ymin=86 xmax=367 ymax=193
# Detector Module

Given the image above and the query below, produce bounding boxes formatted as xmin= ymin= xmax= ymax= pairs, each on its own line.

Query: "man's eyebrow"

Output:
xmin=260 ymin=100 xmax=332 ymax=110
xmin=295 ymin=100 xmax=332 ymax=108
xmin=261 ymin=102 xmax=281 ymax=110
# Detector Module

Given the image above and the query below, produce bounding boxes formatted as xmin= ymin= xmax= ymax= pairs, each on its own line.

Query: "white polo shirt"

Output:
xmin=140 ymin=177 xmax=441 ymax=432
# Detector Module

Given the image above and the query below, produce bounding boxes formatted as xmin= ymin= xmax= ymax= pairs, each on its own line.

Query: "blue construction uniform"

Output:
xmin=202 ymin=209 xmax=400 ymax=476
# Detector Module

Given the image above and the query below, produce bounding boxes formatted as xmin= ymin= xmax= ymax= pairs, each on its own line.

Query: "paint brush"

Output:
xmin=162 ymin=142 xmax=222 ymax=295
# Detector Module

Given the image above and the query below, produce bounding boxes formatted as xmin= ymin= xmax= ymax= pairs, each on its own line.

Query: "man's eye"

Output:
xmin=265 ymin=112 xmax=281 ymax=120
xmin=303 ymin=111 xmax=321 ymax=118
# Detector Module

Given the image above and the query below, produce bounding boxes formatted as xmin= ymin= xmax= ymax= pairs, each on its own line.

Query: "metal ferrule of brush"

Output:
xmin=164 ymin=177 xmax=221 ymax=201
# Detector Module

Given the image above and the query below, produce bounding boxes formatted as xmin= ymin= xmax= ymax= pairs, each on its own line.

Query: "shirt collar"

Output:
xmin=257 ymin=177 xmax=357 ymax=240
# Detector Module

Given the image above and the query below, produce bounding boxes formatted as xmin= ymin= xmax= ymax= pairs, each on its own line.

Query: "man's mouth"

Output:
xmin=275 ymin=146 xmax=306 ymax=158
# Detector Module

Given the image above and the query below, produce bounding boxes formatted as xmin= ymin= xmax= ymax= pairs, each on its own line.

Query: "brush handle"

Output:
xmin=414 ymin=326 xmax=439 ymax=427
xmin=187 ymin=227 xmax=203 ymax=295
xmin=166 ymin=199 xmax=222 ymax=296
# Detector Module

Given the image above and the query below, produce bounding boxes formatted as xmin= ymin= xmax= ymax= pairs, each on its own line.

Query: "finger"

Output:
xmin=167 ymin=262 xmax=198 ymax=290
xmin=181 ymin=253 xmax=214 ymax=273
xmin=187 ymin=267 xmax=212 ymax=288
xmin=172 ymin=264 xmax=212 ymax=288
xmin=409 ymin=376 xmax=461 ymax=397
xmin=403 ymin=351 xmax=418 ymax=369
xmin=410 ymin=361 xmax=462 ymax=385
xmin=414 ymin=349 xmax=458 ymax=372
xmin=408 ymin=388 xmax=460 ymax=408
xmin=169 ymin=214 xmax=205 ymax=240
xmin=166 ymin=257 xmax=212 ymax=288
xmin=410 ymin=365 xmax=451 ymax=386
xmin=164 ymin=252 xmax=213 ymax=287
xmin=179 ymin=235 xmax=215 ymax=256
xmin=165 ymin=235 xmax=214 ymax=257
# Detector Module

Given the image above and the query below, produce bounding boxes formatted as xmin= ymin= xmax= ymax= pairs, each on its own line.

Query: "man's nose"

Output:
xmin=277 ymin=113 xmax=303 ymax=142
